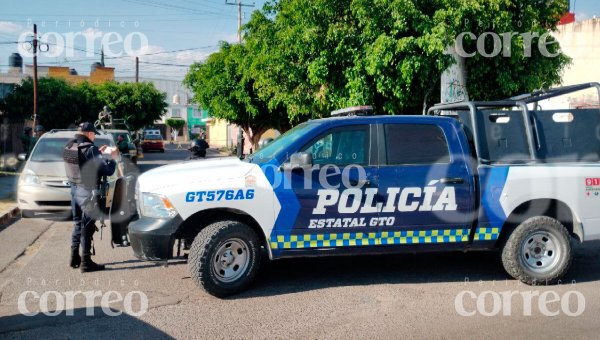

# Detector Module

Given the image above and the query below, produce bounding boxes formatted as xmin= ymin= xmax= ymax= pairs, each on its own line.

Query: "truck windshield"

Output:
xmin=247 ymin=122 xmax=320 ymax=164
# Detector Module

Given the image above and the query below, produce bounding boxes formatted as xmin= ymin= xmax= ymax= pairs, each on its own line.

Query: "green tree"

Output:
xmin=0 ymin=79 xmax=168 ymax=131
xmin=0 ymin=77 xmax=82 ymax=129
xmin=95 ymin=81 xmax=168 ymax=131
xmin=243 ymin=0 xmax=571 ymax=118
xmin=184 ymin=42 xmax=289 ymax=150
xmin=165 ymin=118 xmax=185 ymax=142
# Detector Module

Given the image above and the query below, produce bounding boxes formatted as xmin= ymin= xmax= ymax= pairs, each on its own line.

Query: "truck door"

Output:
xmin=281 ymin=124 xmax=380 ymax=251
xmin=376 ymin=122 xmax=474 ymax=246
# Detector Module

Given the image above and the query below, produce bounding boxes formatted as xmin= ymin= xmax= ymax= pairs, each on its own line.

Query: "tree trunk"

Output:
xmin=243 ymin=126 xmax=266 ymax=154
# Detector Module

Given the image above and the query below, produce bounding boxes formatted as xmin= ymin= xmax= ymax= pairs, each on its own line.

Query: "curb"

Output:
xmin=0 ymin=206 xmax=20 ymax=226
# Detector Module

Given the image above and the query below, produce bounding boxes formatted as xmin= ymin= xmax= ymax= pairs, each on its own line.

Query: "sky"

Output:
xmin=0 ymin=0 xmax=268 ymax=80
xmin=0 ymin=0 xmax=598 ymax=80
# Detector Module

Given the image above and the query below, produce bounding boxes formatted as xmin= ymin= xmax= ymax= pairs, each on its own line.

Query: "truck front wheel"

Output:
xmin=501 ymin=216 xmax=572 ymax=285
xmin=188 ymin=220 xmax=261 ymax=297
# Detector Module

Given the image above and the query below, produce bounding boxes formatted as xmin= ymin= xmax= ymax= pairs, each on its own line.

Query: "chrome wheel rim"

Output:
xmin=520 ymin=231 xmax=561 ymax=273
xmin=212 ymin=238 xmax=250 ymax=283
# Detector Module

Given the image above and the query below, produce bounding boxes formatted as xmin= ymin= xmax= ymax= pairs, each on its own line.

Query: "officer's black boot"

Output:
xmin=80 ymin=255 xmax=106 ymax=272
xmin=70 ymin=247 xmax=81 ymax=268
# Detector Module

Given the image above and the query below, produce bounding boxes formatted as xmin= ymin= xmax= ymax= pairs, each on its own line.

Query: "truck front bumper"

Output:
xmin=129 ymin=215 xmax=183 ymax=261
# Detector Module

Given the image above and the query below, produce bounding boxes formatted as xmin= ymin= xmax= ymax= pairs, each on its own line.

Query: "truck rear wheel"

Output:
xmin=188 ymin=220 xmax=261 ymax=298
xmin=501 ymin=216 xmax=572 ymax=285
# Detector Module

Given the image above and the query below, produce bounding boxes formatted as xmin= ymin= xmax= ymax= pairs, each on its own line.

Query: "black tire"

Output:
xmin=501 ymin=216 xmax=572 ymax=285
xmin=188 ymin=220 xmax=261 ymax=297
xmin=21 ymin=210 xmax=35 ymax=218
xmin=160 ymin=149 xmax=165 ymax=153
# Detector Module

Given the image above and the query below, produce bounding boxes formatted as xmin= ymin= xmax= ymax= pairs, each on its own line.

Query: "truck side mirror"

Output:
xmin=17 ymin=153 xmax=27 ymax=161
xmin=281 ymin=152 xmax=313 ymax=171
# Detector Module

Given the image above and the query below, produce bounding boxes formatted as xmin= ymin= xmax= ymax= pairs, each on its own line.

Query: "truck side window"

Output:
xmin=384 ymin=124 xmax=450 ymax=165
xmin=302 ymin=126 xmax=368 ymax=165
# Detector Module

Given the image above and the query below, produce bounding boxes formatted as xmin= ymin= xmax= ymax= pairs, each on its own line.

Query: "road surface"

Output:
xmin=1 ymin=147 xmax=600 ymax=339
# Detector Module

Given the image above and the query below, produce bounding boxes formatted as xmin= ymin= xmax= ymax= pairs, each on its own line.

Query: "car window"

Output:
xmin=144 ymin=135 xmax=162 ymax=140
xmin=384 ymin=124 xmax=450 ymax=165
xmin=247 ymin=122 xmax=321 ymax=164
xmin=111 ymin=133 xmax=131 ymax=143
xmin=302 ymin=126 xmax=369 ymax=165
xmin=29 ymin=137 xmax=113 ymax=162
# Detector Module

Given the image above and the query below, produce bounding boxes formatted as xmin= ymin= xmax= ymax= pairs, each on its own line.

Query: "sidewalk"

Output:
xmin=0 ymin=175 xmax=18 ymax=225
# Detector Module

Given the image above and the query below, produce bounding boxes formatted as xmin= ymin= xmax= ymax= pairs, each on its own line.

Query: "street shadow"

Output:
xmin=0 ymin=307 xmax=172 ymax=338
xmin=230 ymin=240 xmax=600 ymax=299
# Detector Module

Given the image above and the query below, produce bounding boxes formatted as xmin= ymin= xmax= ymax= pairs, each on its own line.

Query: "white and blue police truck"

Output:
xmin=129 ymin=83 xmax=600 ymax=297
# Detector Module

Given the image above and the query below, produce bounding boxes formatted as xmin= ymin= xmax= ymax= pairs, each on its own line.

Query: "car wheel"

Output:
xmin=131 ymin=156 xmax=137 ymax=165
xmin=160 ymin=149 xmax=165 ymax=153
xmin=501 ymin=216 xmax=572 ymax=285
xmin=188 ymin=220 xmax=261 ymax=298
xmin=21 ymin=210 xmax=35 ymax=218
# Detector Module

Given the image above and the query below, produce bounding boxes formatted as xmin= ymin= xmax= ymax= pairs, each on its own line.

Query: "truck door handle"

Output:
xmin=440 ymin=177 xmax=464 ymax=184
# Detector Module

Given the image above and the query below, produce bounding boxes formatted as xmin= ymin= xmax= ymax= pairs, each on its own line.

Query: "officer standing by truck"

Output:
xmin=63 ymin=122 xmax=118 ymax=272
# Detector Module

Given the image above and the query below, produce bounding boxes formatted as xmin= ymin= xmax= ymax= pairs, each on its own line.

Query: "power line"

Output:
xmin=121 ymin=0 xmax=236 ymax=18
xmin=138 ymin=61 xmax=191 ymax=67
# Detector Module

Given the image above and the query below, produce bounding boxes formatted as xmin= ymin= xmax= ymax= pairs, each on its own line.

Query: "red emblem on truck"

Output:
xmin=586 ymin=178 xmax=600 ymax=186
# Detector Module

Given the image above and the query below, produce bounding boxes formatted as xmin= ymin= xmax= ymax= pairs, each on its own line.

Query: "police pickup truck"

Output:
xmin=129 ymin=83 xmax=600 ymax=297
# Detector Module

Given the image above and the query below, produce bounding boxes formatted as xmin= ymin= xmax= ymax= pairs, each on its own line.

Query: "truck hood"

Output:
xmin=137 ymin=157 xmax=255 ymax=193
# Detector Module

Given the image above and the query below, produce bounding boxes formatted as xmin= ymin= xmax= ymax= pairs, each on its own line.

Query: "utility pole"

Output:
xmin=225 ymin=0 xmax=254 ymax=44
xmin=135 ymin=57 xmax=139 ymax=83
xmin=226 ymin=0 xmax=254 ymax=158
xmin=32 ymin=24 xmax=38 ymax=129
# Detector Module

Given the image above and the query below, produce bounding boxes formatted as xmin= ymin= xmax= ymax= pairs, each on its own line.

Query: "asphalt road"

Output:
xmin=1 ymin=148 xmax=600 ymax=339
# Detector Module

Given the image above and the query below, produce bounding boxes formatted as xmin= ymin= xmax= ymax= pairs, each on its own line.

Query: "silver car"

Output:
xmin=17 ymin=130 xmax=124 ymax=218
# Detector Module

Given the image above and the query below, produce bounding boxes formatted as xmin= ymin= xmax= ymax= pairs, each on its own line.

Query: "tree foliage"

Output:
xmin=165 ymin=118 xmax=185 ymax=130
xmin=185 ymin=0 xmax=571 ymax=130
xmin=0 ymin=78 xmax=168 ymax=131
xmin=95 ymin=81 xmax=168 ymax=130
xmin=184 ymin=42 xmax=289 ymax=149
xmin=0 ymin=77 xmax=85 ymax=128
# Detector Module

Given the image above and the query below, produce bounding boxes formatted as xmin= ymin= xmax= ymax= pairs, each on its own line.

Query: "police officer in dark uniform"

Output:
xmin=63 ymin=123 xmax=118 ymax=272
xmin=189 ymin=134 xmax=209 ymax=159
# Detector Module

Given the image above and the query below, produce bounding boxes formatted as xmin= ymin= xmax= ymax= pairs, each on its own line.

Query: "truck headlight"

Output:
xmin=20 ymin=169 xmax=41 ymax=185
xmin=140 ymin=192 xmax=177 ymax=219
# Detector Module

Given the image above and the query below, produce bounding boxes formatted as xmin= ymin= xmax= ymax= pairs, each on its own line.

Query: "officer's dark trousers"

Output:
xmin=70 ymin=185 xmax=96 ymax=255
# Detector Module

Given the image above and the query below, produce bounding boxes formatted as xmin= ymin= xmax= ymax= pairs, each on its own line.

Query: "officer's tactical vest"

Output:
xmin=63 ymin=139 xmax=96 ymax=189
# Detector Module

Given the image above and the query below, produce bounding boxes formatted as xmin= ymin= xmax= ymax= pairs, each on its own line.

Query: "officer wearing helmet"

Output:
xmin=189 ymin=134 xmax=209 ymax=159
xmin=34 ymin=124 xmax=45 ymax=138
xmin=63 ymin=122 xmax=119 ymax=272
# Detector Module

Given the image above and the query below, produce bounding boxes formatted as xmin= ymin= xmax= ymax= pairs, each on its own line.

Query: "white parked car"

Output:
xmin=17 ymin=129 xmax=123 ymax=218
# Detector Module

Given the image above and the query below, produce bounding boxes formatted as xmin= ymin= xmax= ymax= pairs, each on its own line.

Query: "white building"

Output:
xmin=116 ymin=77 xmax=205 ymax=141
xmin=553 ymin=18 xmax=600 ymax=86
